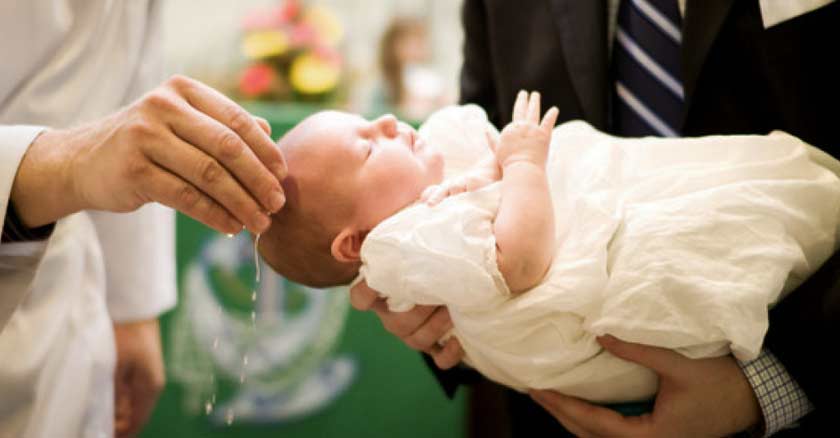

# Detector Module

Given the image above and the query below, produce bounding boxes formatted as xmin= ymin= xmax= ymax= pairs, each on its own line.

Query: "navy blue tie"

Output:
xmin=613 ymin=0 xmax=683 ymax=137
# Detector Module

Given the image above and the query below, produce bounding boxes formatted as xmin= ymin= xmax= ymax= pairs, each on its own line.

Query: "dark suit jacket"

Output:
xmin=439 ymin=0 xmax=840 ymax=436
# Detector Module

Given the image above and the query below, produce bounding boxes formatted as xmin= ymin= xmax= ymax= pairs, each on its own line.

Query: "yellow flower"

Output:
xmin=302 ymin=6 xmax=343 ymax=46
xmin=242 ymin=30 xmax=289 ymax=59
xmin=289 ymin=53 xmax=340 ymax=94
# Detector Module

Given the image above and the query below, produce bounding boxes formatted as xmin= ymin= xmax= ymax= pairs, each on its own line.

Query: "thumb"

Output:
xmin=597 ymin=334 xmax=683 ymax=377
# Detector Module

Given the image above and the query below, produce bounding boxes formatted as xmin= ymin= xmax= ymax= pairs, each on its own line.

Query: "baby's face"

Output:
xmin=286 ymin=111 xmax=444 ymax=230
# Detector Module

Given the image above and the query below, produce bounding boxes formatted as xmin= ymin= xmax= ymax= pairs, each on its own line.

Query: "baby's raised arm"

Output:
xmin=494 ymin=91 xmax=558 ymax=293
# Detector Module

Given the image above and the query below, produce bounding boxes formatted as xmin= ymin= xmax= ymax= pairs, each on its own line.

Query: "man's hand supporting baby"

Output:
xmin=493 ymin=91 xmax=559 ymax=293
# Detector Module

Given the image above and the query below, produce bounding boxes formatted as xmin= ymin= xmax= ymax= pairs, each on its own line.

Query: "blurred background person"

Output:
xmin=377 ymin=17 xmax=451 ymax=120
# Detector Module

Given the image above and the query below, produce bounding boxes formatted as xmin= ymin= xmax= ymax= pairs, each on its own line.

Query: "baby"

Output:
xmin=260 ymin=91 xmax=840 ymax=402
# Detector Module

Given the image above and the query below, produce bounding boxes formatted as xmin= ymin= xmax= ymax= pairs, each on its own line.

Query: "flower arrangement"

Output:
xmin=238 ymin=0 xmax=344 ymax=101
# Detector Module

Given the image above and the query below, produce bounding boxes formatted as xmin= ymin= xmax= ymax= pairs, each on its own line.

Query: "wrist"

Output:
xmin=10 ymin=128 xmax=84 ymax=227
xmin=501 ymin=159 xmax=546 ymax=174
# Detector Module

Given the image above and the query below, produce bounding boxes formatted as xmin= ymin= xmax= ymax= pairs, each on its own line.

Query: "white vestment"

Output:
xmin=0 ymin=1 xmax=176 ymax=436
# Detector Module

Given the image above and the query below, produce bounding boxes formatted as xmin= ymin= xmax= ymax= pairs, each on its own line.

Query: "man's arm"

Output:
xmin=494 ymin=91 xmax=558 ymax=293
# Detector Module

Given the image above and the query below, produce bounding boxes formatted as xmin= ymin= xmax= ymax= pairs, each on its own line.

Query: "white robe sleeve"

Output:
xmin=89 ymin=205 xmax=176 ymax=322
xmin=359 ymin=186 xmax=509 ymax=313
xmin=0 ymin=125 xmax=48 ymax=329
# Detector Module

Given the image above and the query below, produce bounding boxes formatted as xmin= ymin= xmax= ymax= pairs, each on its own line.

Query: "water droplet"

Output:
xmin=212 ymin=338 xmax=219 ymax=350
xmin=225 ymin=409 xmax=235 ymax=426
xmin=251 ymin=291 xmax=257 ymax=302
xmin=254 ymin=233 xmax=262 ymax=283
xmin=251 ymin=311 xmax=256 ymax=326
xmin=204 ymin=401 xmax=213 ymax=415
xmin=211 ymin=393 xmax=216 ymax=403
xmin=239 ymin=373 xmax=246 ymax=383
xmin=242 ymin=355 xmax=249 ymax=366
xmin=225 ymin=233 xmax=234 ymax=238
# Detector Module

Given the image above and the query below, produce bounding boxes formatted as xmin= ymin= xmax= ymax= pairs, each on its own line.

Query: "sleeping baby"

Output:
xmin=259 ymin=91 xmax=840 ymax=403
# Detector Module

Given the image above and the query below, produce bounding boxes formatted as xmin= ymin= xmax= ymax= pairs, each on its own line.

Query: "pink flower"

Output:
xmin=290 ymin=23 xmax=317 ymax=47
xmin=279 ymin=0 xmax=301 ymax=22
xmin=241 ymin=1 xmax=299 ymax=31
xmin=239 ymin=63 xmax=276 ymax=97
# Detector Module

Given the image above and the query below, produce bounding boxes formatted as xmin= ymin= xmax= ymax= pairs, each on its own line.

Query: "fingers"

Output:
xmin=127 ymin=366 xmax=164 ymax=437
xmin=137 ymin=163 xmax=242 ymax=234
xmin=114 ymin=372 xmax=133 ymax=437
xmin=349 ymin=280 xmax=380 ymax=311
xmin=144 ymin=131 xmax=271 ymax=233
xmin=431 ymin=337 xmax=464 ymax=370
xmin=541 ymin=106 xmax=559 ymax=133
xmin=533 ymin=390 xmax=653 ymax=438
xmin=512 ymin=90 xmax=528 ymax=121
xmin=597 ymin=334 xmax=682 ymax=378
xmin=485 ymin=128 xmax=499 ymax=152
xmin=254 ymin=116 xmax=272 ymax=137
xmin=526 ymin=91 xmax=541 ymax=123
xmin=372 ymin=301 xmax=437 ymax=341
xmin=421 ymin=185 xmax=446 ymax=206
xmin=401 ymin=306 xmax=453 ymax=351
xmin=168 ymin=75 xmax=287 ymax=191
xmin=529 ymin=391 xmax=592 ymax=438
xmin=167 ymin=102 xmax=285 ymax=217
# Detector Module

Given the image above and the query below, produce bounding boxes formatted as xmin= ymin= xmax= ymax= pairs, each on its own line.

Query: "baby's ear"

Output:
xmin=331 ymin=228 xmax=368 ymax=263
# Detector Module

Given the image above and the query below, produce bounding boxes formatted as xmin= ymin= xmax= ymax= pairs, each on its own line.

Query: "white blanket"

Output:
xmin=357 ymin=105 xmax=840 ymax=402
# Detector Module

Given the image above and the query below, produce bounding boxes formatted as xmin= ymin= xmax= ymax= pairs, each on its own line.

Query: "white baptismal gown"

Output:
xmin=357 ymin=105 xmax=840 ymax=402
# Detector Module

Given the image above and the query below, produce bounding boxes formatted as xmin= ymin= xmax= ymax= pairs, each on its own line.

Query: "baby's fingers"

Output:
xmin=526 ymin=91 xmax=541 ymax=123
xmin=485 ymin=128 xmax=499 ymax=152
xmin=420 ymin=185 xmax=440 ymax=203
xmin=541 ymin=106 xmax=559 ymax=133
xmin=423 ymin=185 xmax=450 ymax=206
xmin=512 ymin=90 xmax=528 ymax=121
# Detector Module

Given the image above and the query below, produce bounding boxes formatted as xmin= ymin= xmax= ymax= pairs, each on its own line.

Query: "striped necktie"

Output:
xmin=613 ymin=0 xmax=683 ymax=137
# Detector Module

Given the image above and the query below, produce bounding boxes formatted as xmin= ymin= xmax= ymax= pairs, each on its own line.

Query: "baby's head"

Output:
xmin=260 ymin=110 xmax=444 ymax=288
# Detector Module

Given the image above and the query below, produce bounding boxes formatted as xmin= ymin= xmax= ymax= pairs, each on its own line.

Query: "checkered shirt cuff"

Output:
xmin=738 ymin=349 xmax=814 ymax=437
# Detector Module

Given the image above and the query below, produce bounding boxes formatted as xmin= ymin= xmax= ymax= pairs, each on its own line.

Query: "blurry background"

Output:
xmin=142 ymin=1 xmax=467 ymax=437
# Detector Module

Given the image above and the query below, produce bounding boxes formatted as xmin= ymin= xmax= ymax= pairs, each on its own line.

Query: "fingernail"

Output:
xmin=254 ymin=213 xmax=271 ymax=232
xmin=274 ymin=164 xmax=287 ymax=180
xmin=226 ymin=220 xmax=243 ymax=235
xmin=269 ymin=191 xmax=285 ymax=212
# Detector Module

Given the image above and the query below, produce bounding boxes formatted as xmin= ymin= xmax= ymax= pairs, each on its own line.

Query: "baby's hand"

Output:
xmin=421 ymin=171 xmax=497 ymax=206
xmin=495 ymin=91 xmax=558 ymax=169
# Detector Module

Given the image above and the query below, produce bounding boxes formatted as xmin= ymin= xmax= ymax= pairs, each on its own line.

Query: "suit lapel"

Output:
xmin=548 ymin=0 xmax=609 ymax=129
xmin=681 ymin=0 xmax=735 ymax=126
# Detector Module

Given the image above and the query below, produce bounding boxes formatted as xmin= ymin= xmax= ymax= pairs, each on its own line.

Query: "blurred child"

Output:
xmin=378 ymin=17 xmax=448 ymax=119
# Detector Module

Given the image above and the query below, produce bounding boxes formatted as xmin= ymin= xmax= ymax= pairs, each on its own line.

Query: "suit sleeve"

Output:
xmin=0 ymin=125 xmax=50 ymax=329
xmin=459 ymin=0 xmax=500 ymax=126
xmin=764 ymin=248 xmax=840 ymax=411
